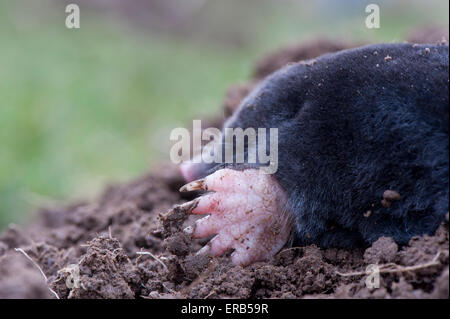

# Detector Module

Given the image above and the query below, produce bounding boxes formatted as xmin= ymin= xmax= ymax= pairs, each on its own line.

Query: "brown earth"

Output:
xmin=0 ymin=34 xmax=448 ymax=299
xmin=406 ymin=25 xmax=449 ymax=45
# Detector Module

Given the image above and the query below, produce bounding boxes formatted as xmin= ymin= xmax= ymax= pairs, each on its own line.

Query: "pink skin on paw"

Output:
xmin=182 ymin=168 xmax=293 ymax=267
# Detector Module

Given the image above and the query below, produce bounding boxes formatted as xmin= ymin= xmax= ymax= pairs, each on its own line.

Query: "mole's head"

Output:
xmin=178 ymin=70 xmax=293 ymax=183
xmin=178 ymin=124 xmax=280 ymax=182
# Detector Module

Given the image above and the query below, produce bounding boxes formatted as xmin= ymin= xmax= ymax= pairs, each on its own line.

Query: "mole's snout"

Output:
xmin=179 ymin=160 xmax=212 ymax=182
xmin=179 ymin=161 xmax=196 ymax=182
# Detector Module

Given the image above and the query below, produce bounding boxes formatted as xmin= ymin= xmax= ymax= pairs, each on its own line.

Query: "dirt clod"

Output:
xmin=383 ymin=190 xmax=401 ymax=201
xmin=364 ymin=237 xmax=399 ymax=264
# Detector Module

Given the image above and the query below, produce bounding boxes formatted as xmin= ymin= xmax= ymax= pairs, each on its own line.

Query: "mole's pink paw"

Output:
xmin=180 ymin=168 xmax=293 ymax=266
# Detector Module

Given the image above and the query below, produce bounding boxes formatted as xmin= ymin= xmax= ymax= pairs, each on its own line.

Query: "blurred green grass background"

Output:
xmin=0 ymin=0 xmax=448 ymax=229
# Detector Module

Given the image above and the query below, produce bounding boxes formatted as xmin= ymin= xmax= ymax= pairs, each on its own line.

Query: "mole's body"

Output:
xmin=180 ymin=43 xmax=449 ymax=266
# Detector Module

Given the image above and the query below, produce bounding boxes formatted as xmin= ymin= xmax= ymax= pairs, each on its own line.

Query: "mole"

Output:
xmin=178 ymin=43 xmax=449 ymax=266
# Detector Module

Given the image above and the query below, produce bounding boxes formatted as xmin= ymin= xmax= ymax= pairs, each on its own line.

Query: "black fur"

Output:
xmin=193 ymin=43 xmax=449 ymax=249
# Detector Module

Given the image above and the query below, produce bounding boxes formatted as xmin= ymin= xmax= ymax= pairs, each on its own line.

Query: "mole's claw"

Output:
xmin=195 ymin=243 xmax=211 ymax=256
xmin=179 ymin=198 xmax=200 ymax=213
xmin=179 ymin=179 xmax=206 ymax=192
